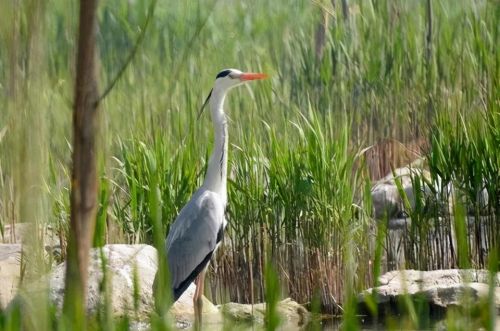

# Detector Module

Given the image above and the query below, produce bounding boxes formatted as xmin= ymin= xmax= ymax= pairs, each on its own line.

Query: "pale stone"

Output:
xmin=0 ymin=244 xmax=22 ymax=309
xmin=1 ymin=223 xmax=59 ymax=247
xmin=168 ymin=283 xmax=220 ymax=327
xmin=371 ymin=166 xmax=435 ymax=220
xmin=9 ymin=244 xmax=309 ymax=329
xmin=358 ymin=269 xmax=500 ymax=313
xmin=221 ymin=298 xmax=309 ymax=328
xmin=44 ymin=244 xmax=158 ymax=319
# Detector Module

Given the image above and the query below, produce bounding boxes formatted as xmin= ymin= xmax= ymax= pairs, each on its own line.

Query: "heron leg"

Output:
xmin=193 ymin=271 xmax=205 ymax=330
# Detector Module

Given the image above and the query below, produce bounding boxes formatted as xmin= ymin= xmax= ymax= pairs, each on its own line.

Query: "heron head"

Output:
xmin=198 ymin=69 xmax=267 ymax=118
xmin=213 ymin=68 xmax=267 ymax=92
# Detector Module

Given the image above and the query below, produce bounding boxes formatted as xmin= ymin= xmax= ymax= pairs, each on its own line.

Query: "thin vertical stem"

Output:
xmin=63 ymin=0 xmax=99 ymax=327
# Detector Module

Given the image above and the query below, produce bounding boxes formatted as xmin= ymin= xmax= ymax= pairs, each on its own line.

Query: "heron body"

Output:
xmin=163 ymin=69 xmax=267 ymax=327
xmin=166 ymin=189 xmax=226 ymax=300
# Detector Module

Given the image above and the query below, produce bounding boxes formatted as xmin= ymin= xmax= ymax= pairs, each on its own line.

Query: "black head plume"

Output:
xmin=197 ymin=88 xmax=213 ymax=119
xmin=216 ymin=69 xmax=232 ymax=79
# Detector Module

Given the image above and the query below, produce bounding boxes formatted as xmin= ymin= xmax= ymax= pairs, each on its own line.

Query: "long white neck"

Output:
xmin=202 ymin=88 xmax=228 ymax=204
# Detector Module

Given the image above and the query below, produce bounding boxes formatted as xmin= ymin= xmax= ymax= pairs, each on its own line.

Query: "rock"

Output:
xmin=9 ymin=244 xmax=309 ymax=328
xmin=274 ymin=298 xmax=310 ymax=327
xmin=40 ymin=244 xmax=158 ymax=319
xmin=371 ymin=164 xmax=455 ymax=220
xmin=358 ymin=269 xmax=500 ymax=316
xmin=221 ymin=298 xmax=309 ymax=328
xmin=465 ymin=186 xmax=490 ymax=216
xmin=0 ymin=244 xmax=22 ymax=309
xmin=169 ymin=283 xmax=221 ymax=327
xmin=1 ymin=223 xmax=59 ymax=247
xmin=131 ymin=298 xmax=309 ymax=330
xmin=1 ymin=223 xmax=26 ymax=243
xmin=13 ymin=244 xmax=218 ymax=324
xmin=171 ymin=293 xmax=309 ymax=328
xmin=371 ymin=166 xmax=433 ymax=220
xmin=129 ymin=321 xmax=151 ymax=331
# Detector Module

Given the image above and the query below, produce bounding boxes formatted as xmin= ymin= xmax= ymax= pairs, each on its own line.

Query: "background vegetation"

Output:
xmin=0 ymin=0 xmax=498 ymax=329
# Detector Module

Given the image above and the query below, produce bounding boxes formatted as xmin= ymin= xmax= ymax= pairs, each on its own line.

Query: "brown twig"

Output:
xmin=96 ymin=0 xmax=158 ymax=106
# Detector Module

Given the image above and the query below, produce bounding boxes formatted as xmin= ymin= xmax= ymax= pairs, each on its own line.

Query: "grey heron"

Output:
xmin=163 ymin=68 xmax=267 ymax=327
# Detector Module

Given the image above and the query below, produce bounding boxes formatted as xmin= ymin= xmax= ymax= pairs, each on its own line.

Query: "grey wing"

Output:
xmin=165 ymin=190 xmax=225 ymax=300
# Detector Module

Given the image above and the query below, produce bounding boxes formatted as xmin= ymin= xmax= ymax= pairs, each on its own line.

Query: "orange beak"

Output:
xmin=240 ymin=72 xmax=268 ymax=81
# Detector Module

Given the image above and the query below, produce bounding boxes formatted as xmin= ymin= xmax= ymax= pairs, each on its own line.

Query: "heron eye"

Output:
xmin=228 ymin=73 xmax=236 ymax=79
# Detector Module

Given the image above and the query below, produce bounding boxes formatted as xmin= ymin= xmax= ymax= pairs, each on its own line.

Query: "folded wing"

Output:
xmin=165 ymin=190 xmax=225 ymax=300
